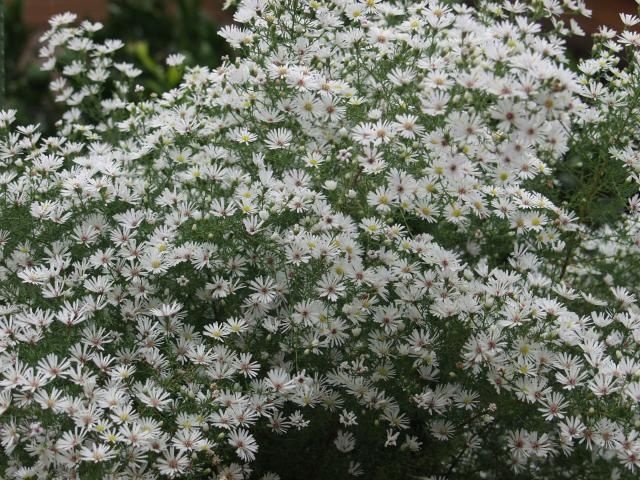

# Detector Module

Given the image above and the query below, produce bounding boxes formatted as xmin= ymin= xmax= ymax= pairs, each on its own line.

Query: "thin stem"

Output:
xmin=444 ymin=417 xmax=493 ymax=478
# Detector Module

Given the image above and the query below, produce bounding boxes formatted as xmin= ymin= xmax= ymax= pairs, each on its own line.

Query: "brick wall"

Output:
xmin=583 ymin=0 xmax=638 ymax=32
xmin=17 ymin=0 xmax=108 ymax=27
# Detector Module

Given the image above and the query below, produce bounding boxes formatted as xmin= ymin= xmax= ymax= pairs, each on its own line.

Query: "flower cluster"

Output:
xmin=1 ymin=1 xmax=640 ymax=479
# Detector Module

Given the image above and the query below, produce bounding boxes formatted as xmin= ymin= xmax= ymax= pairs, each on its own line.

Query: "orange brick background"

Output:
xmin=17 ymin=0 xmax=108 ymax=26
xmin=582 ymin=0 xmax=639 ymax=31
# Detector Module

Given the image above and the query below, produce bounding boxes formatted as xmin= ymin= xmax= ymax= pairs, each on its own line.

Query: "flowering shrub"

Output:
xmin=2 ymin=0 xmax=640 ymax=478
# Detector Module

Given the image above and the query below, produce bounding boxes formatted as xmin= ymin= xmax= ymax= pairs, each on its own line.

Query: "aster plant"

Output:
xmin=2 ymin=0 xmax=640 ymax=479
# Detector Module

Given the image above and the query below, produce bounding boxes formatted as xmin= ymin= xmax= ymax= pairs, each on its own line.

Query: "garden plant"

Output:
xmin=2 ymin=0 xmax=640 ymax=479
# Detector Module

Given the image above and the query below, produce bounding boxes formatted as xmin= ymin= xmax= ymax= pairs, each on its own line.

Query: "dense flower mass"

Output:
xmin=1 ymin=0 xmax=640 ymax=478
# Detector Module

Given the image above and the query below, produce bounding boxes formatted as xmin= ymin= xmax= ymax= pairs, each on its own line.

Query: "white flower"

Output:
xmin=264 ymin=128 xmax=293 ymax=150
xmin=166 ymin=53 xmax=186 ymax=67
xmin=79 ymin=443 xmax=115 ymax=463
xmin=334 ymin=430 xmax=356 ymax=453
xmin=155 ymin=447 xmax=190 ymax=477
xmin=228 ymin=428 xmax=258 ymax=461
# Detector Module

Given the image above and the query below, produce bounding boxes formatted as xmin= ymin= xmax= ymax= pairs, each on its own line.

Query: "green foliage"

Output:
xmin=5 ymin=0 xmax=233 ymax=131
